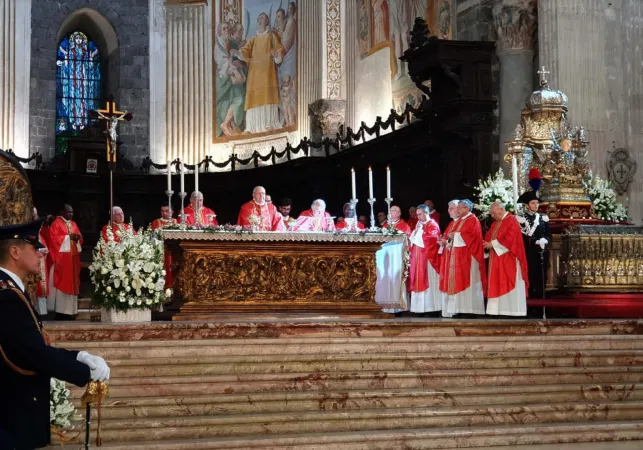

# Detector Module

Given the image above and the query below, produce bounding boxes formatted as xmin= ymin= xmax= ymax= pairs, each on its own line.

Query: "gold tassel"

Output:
xmin=81 ymin=381 xmax=109 ymax=447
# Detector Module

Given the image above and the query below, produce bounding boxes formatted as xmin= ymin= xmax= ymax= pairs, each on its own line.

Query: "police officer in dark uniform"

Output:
xmin=517 ymin=191 xmax=552 ymax=299
xmin=0 ymin=220 xmax=110 ymax=450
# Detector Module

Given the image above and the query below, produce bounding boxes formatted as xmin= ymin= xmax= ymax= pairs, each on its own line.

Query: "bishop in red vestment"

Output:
xmin=408 ymin=205 xmax=442 ymax=313
xmin=438 ymin=200 xmax=460 ymax=317
xmin=293 ymin=199 xmax=336 ymax=232
xmin=181 ymin=191 xmax=218 ymax=227
xmin=47 ymin=205 xmax=83 ymax=316
xmin=424 ymin=200 xmax=441 ymax=228
xmin=151 ymin=205 xmax=177 ymax=288
xmin=101 ymin=207 xmax=136 ymax=243
xmin=483 ymin=202 xmax=529 ymax=316
xmin=381 ymin=206 xmax=412 ymax=236
xmin=335 ymin=202 xmax=365 ymax=231
xmin=237 ymin=187 xmax=286 ymax=231
xmin=442 ymin=199 xmax=487 ymax=316
xmin=151 ymin=205 xmax=177 ymax=230
xmin=408 ymin=206 xmax=418 ymax=230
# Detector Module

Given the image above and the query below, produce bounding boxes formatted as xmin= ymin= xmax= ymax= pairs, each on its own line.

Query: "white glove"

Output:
xmin=536 ymin=238 xmax=548 ymax=250
xmin=77 ymin=351 xmax=110 ymax=382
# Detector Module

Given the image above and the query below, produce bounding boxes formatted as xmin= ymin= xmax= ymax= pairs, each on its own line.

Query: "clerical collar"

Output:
xmin=0 ymin=267 xmax=25 ymax=292
xmin=390 ymin=219 xmax=399 ymax=225
xmin=501 ymin=212 xmax=509 ymax=220
xmin=461 ymin=212 xmax=472 ymax=219
xmin=253 ymin=200 xmax=266 ymax=207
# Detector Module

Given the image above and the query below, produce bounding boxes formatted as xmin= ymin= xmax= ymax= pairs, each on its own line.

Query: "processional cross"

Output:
xmin=91 ymin=99 xmax=133 ymax=223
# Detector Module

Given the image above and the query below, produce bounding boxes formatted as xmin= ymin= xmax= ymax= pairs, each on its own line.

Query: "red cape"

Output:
xmin=237 ymin=201 xmax=285 ymax=231
xmin=382 ymin=219 xmax=412 ymax=236
xmin=336 ymin=220 xmax=365 ymax=230
xmin=48 ymin=217 xmax=83 ymax=295
xmin=443 ymin=214 xmax=487 ymax=296
xmin=181 ymin=205 xmax=218 ymax=226
xmin=485 ymin=214 xmax=529 ymax=298
xmin=409 ymin=219 xmax=441 ymax=292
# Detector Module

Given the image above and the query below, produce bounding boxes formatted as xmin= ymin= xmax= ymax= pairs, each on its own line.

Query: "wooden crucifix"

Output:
xmin=91 ymin=98 xmax=133 ymax=224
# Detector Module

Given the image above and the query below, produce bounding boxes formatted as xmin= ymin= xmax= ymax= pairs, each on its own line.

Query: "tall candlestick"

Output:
xmin=180 ymin=161 xmax=185 ymax=194
xmin=386 ymin=166 xmax=391 ymax=199
xmin=368 ymin=166 xmax=373 ymax=199
xmin=166 ymin=160 xmax=171 ymax=192
xmin=351 ymin=168 xmax=356 ymax=200
xmin=194 ymin=162 xmax=199 ymax=194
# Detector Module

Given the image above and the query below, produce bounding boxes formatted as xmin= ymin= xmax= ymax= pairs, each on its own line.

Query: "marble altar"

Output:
xmin=162 ymin=231 xmax=408 ymax=319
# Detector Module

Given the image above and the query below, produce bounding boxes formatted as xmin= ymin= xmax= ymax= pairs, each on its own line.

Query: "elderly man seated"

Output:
xmin=292 ymin=199 xmax=336 ymax=232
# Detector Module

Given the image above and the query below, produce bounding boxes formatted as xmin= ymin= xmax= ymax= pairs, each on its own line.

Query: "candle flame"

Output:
xmin=368 ymin=166 xmax=372 ymax=171
xmin=351 ymin=167 xmax=354 ymax=172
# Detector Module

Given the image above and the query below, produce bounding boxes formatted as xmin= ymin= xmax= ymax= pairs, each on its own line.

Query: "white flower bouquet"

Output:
xmin=473 ymin=169 xmax=515 ymax=219
xmin=50 ymin=378 xmax=79 ymax=430
xmin=89 ymin=225 xmax=170 ymax=311
xmin=588 ymin=176 xmax=629 ymax=222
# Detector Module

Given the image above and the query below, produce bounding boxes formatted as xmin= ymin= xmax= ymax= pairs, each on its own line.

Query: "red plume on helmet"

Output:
xmin=528 ymin=168 xmax=542 ymax=192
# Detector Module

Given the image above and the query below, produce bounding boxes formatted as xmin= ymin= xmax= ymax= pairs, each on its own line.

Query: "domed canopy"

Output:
xmin=525 ymin=66 xmax=568 ymax=111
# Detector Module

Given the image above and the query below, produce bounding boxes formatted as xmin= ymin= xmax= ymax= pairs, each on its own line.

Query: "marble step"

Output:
xmin=52 ymin=421 xmax=643 ymax=449
xmin=67 ymin=406 xmax=643 ymax=442
xmin=68 ymin=366 xmax=643 ymax=398
xmin=57 ymin=335 xmax=643 ymax=358
xmin=75 ymin=384 xmax=643 ymax=420
xmin=101 ymin=351 xmax=643 ymax=377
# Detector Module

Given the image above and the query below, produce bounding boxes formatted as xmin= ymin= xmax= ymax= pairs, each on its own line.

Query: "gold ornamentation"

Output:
xmin=326 ymin=0 xmax=341 ymax=99
xmin=0 ymin=151 xmax=34 ymax=226
xmin=562 ymin=226 xmax=643 ymax=291
xmin=176 ymin=250 xmax=375 ymax=303
xmin=163 ymin=230 xmax=405 ymax=244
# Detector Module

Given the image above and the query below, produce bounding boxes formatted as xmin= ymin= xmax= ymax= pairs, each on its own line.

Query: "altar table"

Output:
xmin=162 ymin=231 xmax=408 ymax=319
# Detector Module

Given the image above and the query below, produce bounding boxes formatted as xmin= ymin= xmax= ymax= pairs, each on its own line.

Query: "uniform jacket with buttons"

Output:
xmin=0 ymin=270 xmax=90 ymax=450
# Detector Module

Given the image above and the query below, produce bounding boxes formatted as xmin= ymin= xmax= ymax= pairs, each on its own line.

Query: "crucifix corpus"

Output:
xmin=91 ymin=99 xmax=133 ymax=225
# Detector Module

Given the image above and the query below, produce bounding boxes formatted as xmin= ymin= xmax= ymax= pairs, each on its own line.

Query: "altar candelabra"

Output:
xmin=385 ymin=197 xmax=393 ymax=225
xmin=165 ymin=189 xmax=174 ymax=220
xmin=367 ymin=197 xmax=377 ymax=231
xmin=179 ymin=192 xmax=187 ymax=224
xmin=349 ymin=198 xmax=359 ymax=232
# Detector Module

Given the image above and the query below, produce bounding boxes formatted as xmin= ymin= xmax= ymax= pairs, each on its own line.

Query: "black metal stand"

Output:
xmin=84 ymin=402 xmax=91 ymax=450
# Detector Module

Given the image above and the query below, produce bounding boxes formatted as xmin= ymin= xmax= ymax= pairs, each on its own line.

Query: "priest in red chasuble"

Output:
xmin=151 ymin=205 xmax=177 ymax=287
xmin=237 ymin=186 xmax=286 ymax=231
xmin=293 ymin=199 xmax=336 ymax=232
xmin=483 ymin=201 xmax=529 ymax=316
xmin=335 ymin=202 xmax=365 ymax=231
xmin=151 ymin=205 xmax=177 ymax=230
xmin=101 ymin=206 xmax=135 ymax=243
xmin=409 ymin=205 xmax=442 ymax=314
xmin=47 ymin=204 xmax=83 ymax=317
xmin=438 ymin=200 xmax=460 ymax=317
xmin=442 ymin=199 xmax=487 ymax=316
xmin=181 ymin=191 xmax=218 ymax=227
xmin=382 ymin=206 xmax=412 ymax=236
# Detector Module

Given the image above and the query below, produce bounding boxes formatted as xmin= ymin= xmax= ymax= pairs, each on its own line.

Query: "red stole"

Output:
xmin=445 ymin=214 xmax=487 ymax=296
xmin=237 ymin=201 xmax=285 ymax=231
xmin=408 ymin=219 xmax=441 ymax=293
xmin=485 ymin=214 xmax=529 ymax=298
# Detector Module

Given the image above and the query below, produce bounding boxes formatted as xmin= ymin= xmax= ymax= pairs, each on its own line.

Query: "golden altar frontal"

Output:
xmin=163 ymin=231 xmax=408 ymax=319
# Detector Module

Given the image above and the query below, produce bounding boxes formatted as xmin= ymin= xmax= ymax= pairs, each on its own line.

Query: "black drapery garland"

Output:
xmin=142 ymin=101 xmax=424 ymax=173
xmin=3 ymin=101 xmax=425 ymax=173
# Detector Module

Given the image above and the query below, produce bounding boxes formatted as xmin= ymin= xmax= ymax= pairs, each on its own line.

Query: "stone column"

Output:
xmin=493 ymin=0 xmax=537 ymax=173
xmin=0 ymin=0 xmax=31 ymax=158
xmin=309 ymin=0 xmax=346 ymax=145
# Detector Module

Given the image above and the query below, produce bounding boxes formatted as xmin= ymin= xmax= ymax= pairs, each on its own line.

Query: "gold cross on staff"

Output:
xmin=537 ymin=66 xmax=550 ymax=87
xmin=92 ymin=100 xmax=133 ymax=164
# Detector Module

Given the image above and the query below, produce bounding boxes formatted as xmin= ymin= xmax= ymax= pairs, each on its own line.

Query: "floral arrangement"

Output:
xmin=89 ymin=225 xmax=170 ymax=311
xmin=473 ymin=169 xmax=515 ymax=219
xmin=588 ymin=175 xmax=629 ymax=222
xmin=50 ymin=378 xmax=79 ymax=430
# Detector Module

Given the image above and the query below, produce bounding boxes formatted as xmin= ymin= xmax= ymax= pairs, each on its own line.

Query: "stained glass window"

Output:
xmin=55 ymin=31 xmax=101 ymax=154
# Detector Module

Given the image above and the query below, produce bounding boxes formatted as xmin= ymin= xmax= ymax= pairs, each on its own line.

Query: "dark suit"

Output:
xmin=0 ymin=270 xmax=90 ymax=450
xmin=521 ymin=212 xmax=553 ymax=299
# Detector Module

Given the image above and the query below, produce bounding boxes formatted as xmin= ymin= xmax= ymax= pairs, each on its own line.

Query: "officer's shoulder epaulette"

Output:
xmin=0 ymin=279 xmax=17 ymax=290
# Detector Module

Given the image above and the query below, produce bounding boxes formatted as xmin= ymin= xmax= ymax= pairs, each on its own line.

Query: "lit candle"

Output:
xmin=166 ymin=160 xmax=171 ymax=192
xmin=386 ymin=166 xmax=391 ymax=199
xmin=180 ymin=161 xmax=185 ymax=194
xmin=368 ymin=166 xmax=373 ymax=199
xmin=194 ymin=162 xmax=199 ymax=194
xmin=351 ymin=168 xmax=356 ymax=200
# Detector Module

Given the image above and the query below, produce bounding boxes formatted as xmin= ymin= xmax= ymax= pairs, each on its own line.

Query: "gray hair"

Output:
xmin=253 ymin=186 xmax=265 ymax=195
xmin=112 ymin=206 xmax=123 ymax=214
xmin=416 ymin=204 xmax=430 ymax=214
xmin=312 ymin=199 xmax=326 ymax=210
xmin=448 ymin=199 xmax=459 ymax=207
xmin=190 ymin=191 xmax=203 ymax=200
xmin=491 ymin=200 xmax=506 ymax=210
